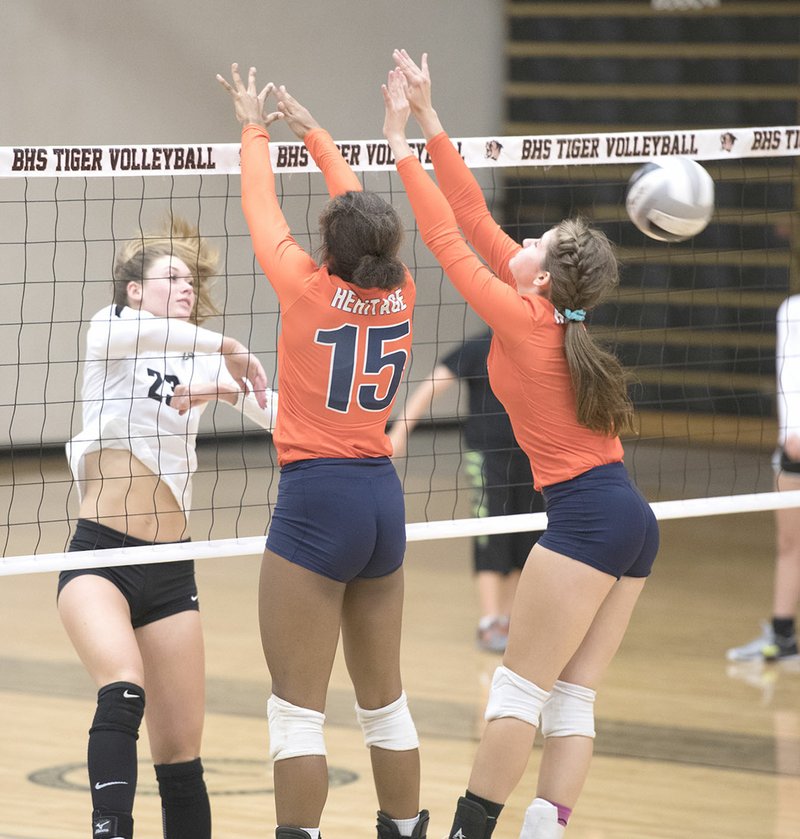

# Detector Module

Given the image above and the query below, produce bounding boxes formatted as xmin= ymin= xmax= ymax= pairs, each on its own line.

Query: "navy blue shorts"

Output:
xmin=538 ymin=462 xmax=659 ymax=579
xmin=57 ymin=519 xmax=198 ymax=628
xmin=266 ymin=457 xmax=406 ymax=582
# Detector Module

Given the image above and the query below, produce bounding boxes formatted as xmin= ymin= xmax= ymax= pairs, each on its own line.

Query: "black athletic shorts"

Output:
xmin=464 ymin=448 xmax=545 ymax=574
xmin=779 ymin=448 xmax=800 ymax=475
xmin=57 ymin=519 xmax=198 ymax=628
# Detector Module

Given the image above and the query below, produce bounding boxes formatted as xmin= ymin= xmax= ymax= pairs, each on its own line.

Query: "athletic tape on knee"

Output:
xmin=90 ymin=681 xmax=145 ymax=737
xmin=484 ymin=666 xmax=549 ymax=727
xmin=267 ymin=694 xmax=326 ymax=761
xmin=355 ymin=691 xmax=419 ymax=751
xmin=540 ymin=679 xmax=596 ymax=739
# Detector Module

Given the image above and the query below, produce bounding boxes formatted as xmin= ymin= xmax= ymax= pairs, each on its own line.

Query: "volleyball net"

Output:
xmin=1 ymin=123 xmax=799 ymax=574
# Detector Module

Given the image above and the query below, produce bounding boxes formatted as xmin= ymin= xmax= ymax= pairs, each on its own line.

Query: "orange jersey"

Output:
xmin=241 ymin=125 xmax=415 ymax=466
xmin=397 ymin=133 xmax=623 ymax=490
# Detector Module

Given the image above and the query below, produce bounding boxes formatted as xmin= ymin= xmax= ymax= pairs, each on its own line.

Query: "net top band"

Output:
xmin=2 ymin=125 xmax=798 ymax=178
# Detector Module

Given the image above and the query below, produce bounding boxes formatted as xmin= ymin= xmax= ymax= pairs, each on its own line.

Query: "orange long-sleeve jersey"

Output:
xmin=241 ymin=125 xmax=415 ymax=466
xmin=396 ymin=133 xmax=623 ymax=490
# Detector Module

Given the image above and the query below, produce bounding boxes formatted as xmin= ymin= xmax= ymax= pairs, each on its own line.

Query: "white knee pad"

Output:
xmin=540 ymin=679 xmax=596 ymax=739
xmin=484 ymin=666 xmax=549 ymax=727
xmin=267 ymin=694 xmax=326 ymax=762
xmin=519 ymin=798 xmax=565 ymax=839
xmin=355 ymin=691 xmax=419 ymax=751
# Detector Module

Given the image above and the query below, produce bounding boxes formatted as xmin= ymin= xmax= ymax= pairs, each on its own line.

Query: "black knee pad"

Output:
xmin=155 ymin=757 xmax=207 ymax=804
xmin=90 ymin=682 xmax=145 ymax=738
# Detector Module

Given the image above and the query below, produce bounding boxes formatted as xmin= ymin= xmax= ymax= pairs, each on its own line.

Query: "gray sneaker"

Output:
xmin=726 ymin=622 xmax=774 ymax=662
xmin=477 ymin=616 xmax=509 ymax=653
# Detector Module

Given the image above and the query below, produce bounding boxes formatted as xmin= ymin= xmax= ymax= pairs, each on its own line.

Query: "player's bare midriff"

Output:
xmin=78 ymin=449 xmax=188 ymax=543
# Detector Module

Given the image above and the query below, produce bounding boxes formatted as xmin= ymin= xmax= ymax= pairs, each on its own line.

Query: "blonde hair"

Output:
xmin=112 ymin=217 xmax=219 ymax=324
xmin=544 ymin=217 xmax=633 ymax=436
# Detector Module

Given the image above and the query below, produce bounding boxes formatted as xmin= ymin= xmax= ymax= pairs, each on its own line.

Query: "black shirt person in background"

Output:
xmin=390 ymin=331 xmax=545 ymax=652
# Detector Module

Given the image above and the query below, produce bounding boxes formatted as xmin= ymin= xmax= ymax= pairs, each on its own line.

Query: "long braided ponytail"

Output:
xmin=545 ymin=218 xmax=633 ymax=435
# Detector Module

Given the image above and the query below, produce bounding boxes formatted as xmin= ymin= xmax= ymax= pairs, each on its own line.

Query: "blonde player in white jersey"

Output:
xmin=57 ymin=218 xmax=277 ymax=839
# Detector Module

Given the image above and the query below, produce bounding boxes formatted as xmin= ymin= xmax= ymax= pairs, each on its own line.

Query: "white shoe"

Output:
xmin=726 ymin=621 xmax=774 ymax=662
xmin=519 ymin=798 xmax=565 ymax=839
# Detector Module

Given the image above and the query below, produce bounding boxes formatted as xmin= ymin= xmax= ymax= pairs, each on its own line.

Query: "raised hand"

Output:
xmin=274 ymin=86 xmax=321 ymax=140
xmin=392 ymin=50 xmax=433 ymax=115
xmin=216 ymin=63 xmax=282 ymax=128
xmin=391 ymin=50 xmax=443 ymax=140
xmin=382 ymin=68 xmax=414 ymax=164
xmin=382 ymin=69 xmax=411 ymax=142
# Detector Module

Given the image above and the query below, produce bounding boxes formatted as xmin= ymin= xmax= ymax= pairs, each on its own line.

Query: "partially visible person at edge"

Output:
xmin=217 ymin=64 xmax=428 ymax=839
xmin=383 ymin=51 xmax=659 ymax=839
xmin=389 ymin=329 xmax=545 ymax=652
xmin=727 ymin=294 xmax=800 ymax=664
xmin=58 ymin=217 xmax=277 ymax=839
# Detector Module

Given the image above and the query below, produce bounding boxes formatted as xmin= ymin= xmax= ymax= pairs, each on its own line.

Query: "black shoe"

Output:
xmin=276 ymin=829 xmax=317 ymax=839
xmin=376 ymin=809 xmax=430 ymax=839
xmin=763 ymin=635 xmax=800 ymax=661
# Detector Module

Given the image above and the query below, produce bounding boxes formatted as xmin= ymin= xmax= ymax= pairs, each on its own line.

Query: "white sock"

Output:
xmin=392 ymin=815 xmax=420 ymax=836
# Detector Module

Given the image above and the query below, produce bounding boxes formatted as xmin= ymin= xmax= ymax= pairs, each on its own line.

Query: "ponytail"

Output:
xmin=546 ymin=218 xmax=633 ymax=435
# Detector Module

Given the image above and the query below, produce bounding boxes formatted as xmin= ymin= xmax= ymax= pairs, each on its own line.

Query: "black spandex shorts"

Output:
xmin=779 ymin=448 xmax=800 ymax=475
xmin=465 ymin=448 xmax=545 ymax=575
xmin=57 ymin=519 xmax=198 ymax=628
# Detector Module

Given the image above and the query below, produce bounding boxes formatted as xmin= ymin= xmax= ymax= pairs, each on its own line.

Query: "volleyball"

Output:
xmin=625 ymin=157 xmax=715 ymax=242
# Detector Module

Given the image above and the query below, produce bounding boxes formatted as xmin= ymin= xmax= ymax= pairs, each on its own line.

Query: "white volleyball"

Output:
xmin=625 ymin=157 xmax=715 ymax=242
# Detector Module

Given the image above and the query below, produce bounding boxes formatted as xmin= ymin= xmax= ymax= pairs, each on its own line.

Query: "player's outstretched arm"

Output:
xmin=289 ymin=85 xmax=362 ymax=196
xmin=170 ymin=381 xmax=241 ymax=414
xmin=170 ymin=379 xmax=277 ymax=431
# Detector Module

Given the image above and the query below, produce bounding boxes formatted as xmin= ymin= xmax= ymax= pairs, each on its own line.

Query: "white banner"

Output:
xmin=2 ymin=125 xmax=799 ymax=178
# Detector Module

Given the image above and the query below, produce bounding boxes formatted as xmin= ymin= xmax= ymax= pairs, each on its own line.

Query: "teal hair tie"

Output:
xmin=564 ymin=308 xmax=586 ymax=322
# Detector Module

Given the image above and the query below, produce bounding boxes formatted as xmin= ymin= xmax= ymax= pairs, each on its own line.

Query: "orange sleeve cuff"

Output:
xmin=242 ymin=123 xmax=270 ymax=142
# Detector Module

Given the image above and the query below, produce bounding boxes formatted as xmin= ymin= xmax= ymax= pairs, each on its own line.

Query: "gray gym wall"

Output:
xmin=0 ymin=1 xmax=503 ymax=448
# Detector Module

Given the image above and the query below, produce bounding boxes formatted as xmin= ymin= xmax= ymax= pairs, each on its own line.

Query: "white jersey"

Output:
xmin=777 ymin=295 xmax=800 ymax=448
xmin=67 ymin=304 xmax=277 ymax=515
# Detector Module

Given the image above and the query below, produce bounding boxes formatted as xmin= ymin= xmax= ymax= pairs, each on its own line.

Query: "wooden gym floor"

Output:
xmin=0 ymin=431 xmax=798 ymax=838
